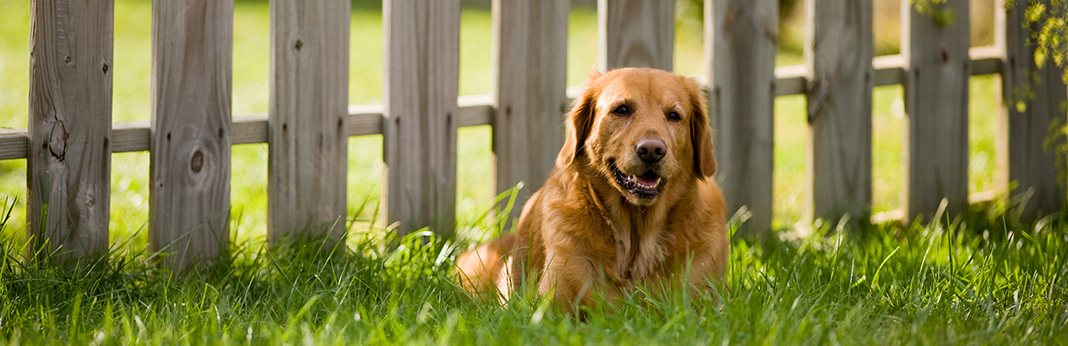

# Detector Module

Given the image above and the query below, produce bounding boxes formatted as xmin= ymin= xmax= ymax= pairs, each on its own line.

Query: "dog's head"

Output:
xmin=558 ymin=68 xmax=716 ymax=206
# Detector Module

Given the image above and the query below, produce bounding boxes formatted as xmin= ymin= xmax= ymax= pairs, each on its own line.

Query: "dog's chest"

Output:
xmin=607 ymin=220 xmax=667 ymax=283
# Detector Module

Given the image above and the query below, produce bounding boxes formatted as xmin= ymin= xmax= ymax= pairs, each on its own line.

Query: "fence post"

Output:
xmin=599 ymin=0 xmax=673 ymax=70
xmin=805 ymin=0 xmax=874 ymax=224
xmin=384 ymin=0 xmax=461 ymax=238
xmin=492 ymin=0 xmax=569 ymax=228
xmin=268 ymin=0 xmax=350 ymax=244
xmin=997 ymin=0 xmax=1068 ymax=218
xmin=150 ymin=0 xmax=233 ymax=271
xmin=706 ymin=0 xmax=778 ymax=236
xmin=902 ymin=0 xmax=970 ymax=220
xmin=28 ymin=0 xmax=114 ymax=262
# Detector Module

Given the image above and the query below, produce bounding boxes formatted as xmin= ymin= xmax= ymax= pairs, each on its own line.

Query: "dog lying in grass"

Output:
xmin=457 ymin=68 xmax=729 ymax=310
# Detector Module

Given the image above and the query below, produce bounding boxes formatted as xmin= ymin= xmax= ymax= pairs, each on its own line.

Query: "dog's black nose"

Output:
xmin=635 ymin=138 xmax=667 ymax=163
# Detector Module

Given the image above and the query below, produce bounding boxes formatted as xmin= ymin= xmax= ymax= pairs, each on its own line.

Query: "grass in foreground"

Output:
xmin=1 ymin=199 xmax=1066 ymax=345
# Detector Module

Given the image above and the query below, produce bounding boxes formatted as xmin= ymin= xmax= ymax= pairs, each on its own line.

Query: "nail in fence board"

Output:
xmin=492 ymin=0 xmax=569 ymax=228
xmin=268 ymin=0 xmax=350 ymax=243
xmin=150 ymin=0 xmax=233 ymax=271
xmin=805 ymin=0 xmax=874 ymax=223
xmin=28 ymin=0 xmax=113 ymax=261
xmin=707 ymin=0 xmax=778 ymax=235
xmin=599 ymin=0 xmax=674 ymax=70
xmin=997 ymin=1 xmax=1067 ymax=218
xmin=902 ymin=0 xmax=970 ymax=219
xmin=384 ymin=0 xmax=461 ymax=238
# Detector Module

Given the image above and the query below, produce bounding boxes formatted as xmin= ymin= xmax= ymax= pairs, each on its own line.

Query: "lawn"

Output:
xmin=1 ymin=204 xmax=1065 ymax=344
xmin=3 ymin=0 xmax=1061 ymax=344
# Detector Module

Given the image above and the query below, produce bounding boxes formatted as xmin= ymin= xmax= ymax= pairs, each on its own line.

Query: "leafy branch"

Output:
xmin=1010 ymin=0 xmax=1068 ymax=84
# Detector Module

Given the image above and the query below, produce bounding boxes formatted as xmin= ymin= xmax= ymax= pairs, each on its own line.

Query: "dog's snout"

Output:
xmin=635 ymin=138 xmax=667 ymax=163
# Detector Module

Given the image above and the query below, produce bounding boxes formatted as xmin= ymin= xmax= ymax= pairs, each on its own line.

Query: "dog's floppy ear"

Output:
xmin=556 ymin=71 xmax=601 ymax=168
xmin=688 ymin=79 xmax=717 ymax=177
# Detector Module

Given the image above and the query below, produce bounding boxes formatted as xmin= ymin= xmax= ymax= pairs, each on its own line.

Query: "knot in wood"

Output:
xmin=49 ymin=120 xmax=68 ymax=160
xmin=190 ymin=150 xmax=204 ymax=173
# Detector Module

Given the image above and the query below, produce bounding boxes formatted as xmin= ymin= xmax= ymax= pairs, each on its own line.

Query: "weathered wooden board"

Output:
xmin=0 ymin=130 xmax=28 ymax=160
xmin=599 ymin=0 xmax=674 ymax=70
xmin=27 ymin=0 xmax=113 ymax=262
xmin=707 ymin=0 xmax=778 ymax=236
xmin=268 ymin=0 xmax=350 ymax=243
xmin=150 ymin=0 xmax=233 ymax=271
xmin=492 ymin=0 xmax=569 ymax=229
xmin=384 ymin=0 xmax=461 ymax=238
xmin=902 ymin=0 xmax=970 ymax=220
xmin=997 ymin=0 xmax=1068 ymax=218
xmin=805 ymin=0 xmax=874 ymax=223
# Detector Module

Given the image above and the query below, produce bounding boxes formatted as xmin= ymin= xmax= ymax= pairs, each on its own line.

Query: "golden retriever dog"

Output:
xmin=456 ymin=68 xmax=728 ymax=309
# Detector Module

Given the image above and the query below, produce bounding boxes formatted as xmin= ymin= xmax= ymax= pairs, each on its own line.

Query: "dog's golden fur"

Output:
xmin=457 ymin=68 xmax=728 ymax=308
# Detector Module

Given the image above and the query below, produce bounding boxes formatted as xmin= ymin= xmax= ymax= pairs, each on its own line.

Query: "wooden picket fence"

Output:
xmin=1 ymin=0 xmax=1065 ymax=270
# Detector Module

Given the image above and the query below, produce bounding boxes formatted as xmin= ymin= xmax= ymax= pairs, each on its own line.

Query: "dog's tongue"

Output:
xmin=636 ymin=175 xmax=659 ymax=187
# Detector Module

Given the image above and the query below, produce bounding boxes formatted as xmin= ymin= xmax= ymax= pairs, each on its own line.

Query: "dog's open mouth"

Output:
xmin=610 ymin=161 xmax=664 ymax=199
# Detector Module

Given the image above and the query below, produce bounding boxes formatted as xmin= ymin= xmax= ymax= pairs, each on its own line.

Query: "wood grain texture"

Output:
xmin=598 ymin=0 xmax=673 ymax=70
xmin=113 ymin=121 xmax=150 ymax=152
xmin=805 ymin=0 xmax=873 ymax=223
xmin=384 ymin=0 xmax=461 ymax=238
xmin=268 ymin=0 xmax=349 ymax=243
xmin=0 ymin=130 xmax=28 ymax=160
xmin=902 ymin=0 xmax=970 ymax=220
xmin=706 ymin=0 xmax=778 ymax=236
xmin=492 ymin=0 xmax=568 ymax=228
xmin=996 ymin=1 xmax=1067 ymax=218
xmin=150 ymin=0 xmax=232 ymax=271
xmin=27 ymin=0 xmax=113 ymax=262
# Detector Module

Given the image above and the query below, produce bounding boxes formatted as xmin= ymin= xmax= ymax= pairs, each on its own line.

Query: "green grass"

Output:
xmin=3 ymin=2 xmax=1056 ymax=344
xmin=1 ymin=200 xmax=1066 ymax=344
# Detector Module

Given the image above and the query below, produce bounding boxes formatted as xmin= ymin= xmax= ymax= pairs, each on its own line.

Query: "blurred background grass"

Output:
xmin=0 ymin=0 xmax=1000 ymax=251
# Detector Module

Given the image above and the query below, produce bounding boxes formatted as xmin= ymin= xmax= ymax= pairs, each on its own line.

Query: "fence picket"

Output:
xmin=903 ymin=0 xmax=970 ymax=219
xmin=599 ymin=0 xmax=673 ymax=70
xmin=384 ymin=0 xmax=461 ymax=238
xmin=268 ymin=0 xmax=350 ymax=243
xmin=28 ymin=0 xmax=114 ymax=262
xmin=997 ymin=0 xmax=1068 ymax=218
xmin=707 ymin=0 xmax=778 ymax=235
xmin=150 ymin=0 xmax=233 ymax=271
xmin=492 ymin=0 xmax=569 ymax=227
xmin=805 ymin=0 xmax=874 ymax=223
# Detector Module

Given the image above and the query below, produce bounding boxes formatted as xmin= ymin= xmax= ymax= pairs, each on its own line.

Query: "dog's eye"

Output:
xmin=612 ymin=105 xmax=630 ymax=116
xmin=667 ymin=111 xmax=681 ymax=121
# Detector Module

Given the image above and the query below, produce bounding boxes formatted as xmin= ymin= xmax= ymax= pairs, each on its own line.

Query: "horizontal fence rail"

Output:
xmin=0 ymin=47 xmax=1005 ymax=160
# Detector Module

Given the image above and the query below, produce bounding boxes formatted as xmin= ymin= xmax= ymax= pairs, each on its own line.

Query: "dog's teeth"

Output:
xmin=632 ymin=177 xmax=660 ymax=190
